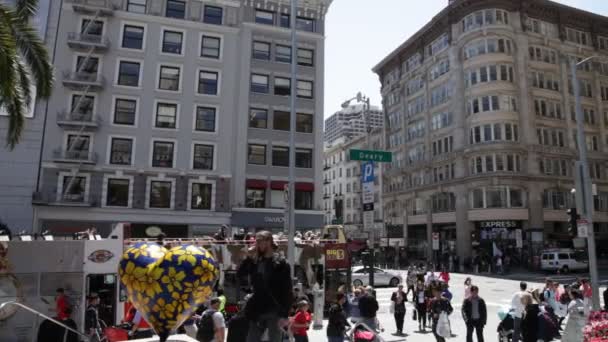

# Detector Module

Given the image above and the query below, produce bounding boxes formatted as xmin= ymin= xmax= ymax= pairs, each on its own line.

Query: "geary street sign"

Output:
xmin=350 ymin=149 xmax=392 ymax=162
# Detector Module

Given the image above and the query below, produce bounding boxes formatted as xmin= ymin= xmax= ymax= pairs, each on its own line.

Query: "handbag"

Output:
xmin=412 ymin=309 xmax=417 ymax=320
xmin=354 ymin=330 xmax=375 ymax=342
xmin=389 ymin=301 xmax=395 ymax=314
xmin=436 ymin=312 xmax=451 ymax=338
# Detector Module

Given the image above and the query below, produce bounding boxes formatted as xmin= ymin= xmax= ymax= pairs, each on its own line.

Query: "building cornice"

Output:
xmin=373 ymin=0 xmax=608 ymax=78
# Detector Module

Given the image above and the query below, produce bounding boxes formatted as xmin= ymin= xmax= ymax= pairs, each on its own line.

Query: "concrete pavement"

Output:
xmin=306 ymin=272 xmax=607 ymax=341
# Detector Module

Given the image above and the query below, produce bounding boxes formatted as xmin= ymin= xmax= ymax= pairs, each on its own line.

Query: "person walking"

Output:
xmin=391 ymin=284 xmax=407 ymax=336
xmin=291 ymin=301 xmax=312 ymax=342
xmin=462 ymin=286 xmax=487 ymax=342
xmin=510 ymin=282 xmax=527 ymax=342
xmin=406 ymin=266 xmax=417 ymax=301
xmin=358 ymin=286 xmax=379 ymax=330
xmin=562 ymin=289 xmax=585 ymax=342
xmin=414 ymin=280 xmax=428 ymax=332
xmin=464 ymin=277 xmax=472 ymax=300
xmin=237 ymin=231 xmax=293 ymax=342
xmin=197 ymin=297 xmax=226 ymax=342
xmin=521 ymin=292 xmax=540 ymax=342
xmin=327 ymin=294 xmax=350 ymax=342
xmin=348 ymin=288 xmax=362 ymax=324
xmin=430 ymin=286 xmax=453 ymax=342
xmin=580 ymin=278 xmax=592 ymax=317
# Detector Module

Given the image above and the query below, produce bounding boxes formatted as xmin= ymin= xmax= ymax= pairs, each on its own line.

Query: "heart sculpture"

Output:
xmin=118 ymin=243 xmax=219 ymax=341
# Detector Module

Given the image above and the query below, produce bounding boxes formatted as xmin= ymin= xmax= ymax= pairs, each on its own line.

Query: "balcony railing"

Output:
xmin=67 ymin=32 xmax=110 ymax=50
xmin=53 ymin=149 xmax=97 ymax=164
xmin=62 ymin=71 xmax=105 ymax=89
xmin=57 ymin=111 xmax=101 ymax=129
xmin=323 ymin=179 xmax=331 ymax=185
xmin=70 ymin=0 xmax=116 ymax=16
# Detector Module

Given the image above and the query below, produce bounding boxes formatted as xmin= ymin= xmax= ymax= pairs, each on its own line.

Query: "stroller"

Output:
xmin=349 ymin=322 xmax=385 ymax=342
xmin=497 ymin=307 xmax=514 ymax=342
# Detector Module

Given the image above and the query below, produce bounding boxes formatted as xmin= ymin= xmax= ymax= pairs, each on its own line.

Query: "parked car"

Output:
xmin=540 ymin=249 xmax=588 ymax=273
xmin=351 ymin=266 xmax=402 ymax=287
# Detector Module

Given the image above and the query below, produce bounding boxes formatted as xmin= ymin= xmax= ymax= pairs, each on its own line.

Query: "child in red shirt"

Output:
xmin=291 ymin=300 xmax=312 ymax=342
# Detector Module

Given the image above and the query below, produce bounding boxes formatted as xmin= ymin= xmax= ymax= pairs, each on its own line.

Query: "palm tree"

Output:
xmin=0 ymin=0 xmax=53 ymax=149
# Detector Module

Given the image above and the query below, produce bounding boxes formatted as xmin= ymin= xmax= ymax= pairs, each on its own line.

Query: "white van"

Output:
xmin=540 ymin=249 xmax=589 ymax=273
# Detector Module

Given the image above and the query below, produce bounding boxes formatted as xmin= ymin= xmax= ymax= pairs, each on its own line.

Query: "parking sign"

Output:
xmin=361 ymin=161 xmax=374 ymax=183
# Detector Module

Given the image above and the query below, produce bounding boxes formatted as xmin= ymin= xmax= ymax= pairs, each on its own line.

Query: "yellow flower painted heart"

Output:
xmin=119 ymin=243 xmax=219 ymax=342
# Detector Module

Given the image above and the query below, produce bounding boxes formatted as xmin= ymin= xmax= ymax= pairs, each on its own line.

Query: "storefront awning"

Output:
xmin=246 ymin=179 xmax=267 ymax=189
xmin=296 ymin=182 xmax=314 ymax=191
xmin=270 ymin=181 xmax=288 ymax=190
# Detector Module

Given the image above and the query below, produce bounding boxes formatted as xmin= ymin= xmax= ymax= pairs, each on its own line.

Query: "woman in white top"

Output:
xmin=562 ymin=289 xmax=585 ymax=342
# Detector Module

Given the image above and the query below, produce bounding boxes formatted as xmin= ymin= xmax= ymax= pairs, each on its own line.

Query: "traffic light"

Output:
xmin=567 ymin=208 xmax=580 ymax=237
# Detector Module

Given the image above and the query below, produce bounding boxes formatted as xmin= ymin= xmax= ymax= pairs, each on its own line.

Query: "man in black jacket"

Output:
xmin=461 ymin=285 xmax=487 ymax=342
xmin=238 ymin=231 xmax=293 ymax=342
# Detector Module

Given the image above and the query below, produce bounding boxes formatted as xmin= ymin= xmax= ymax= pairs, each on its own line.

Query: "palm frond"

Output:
xmin=12 ymin=16 xmax=53 ymax=98
xmin=16 ymin=58 xmax=32 ymax=109
xmin=15 ymin=0 xmax=39 ymax=21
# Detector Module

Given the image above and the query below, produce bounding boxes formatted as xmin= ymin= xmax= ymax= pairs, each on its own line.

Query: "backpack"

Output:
xmin=539 ymin=311 xmax=559 ymax=340
xmin=196 ymin=310 xmax=216 ymax=342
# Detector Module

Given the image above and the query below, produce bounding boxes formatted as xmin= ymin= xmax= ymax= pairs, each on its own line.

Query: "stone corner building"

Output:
xmin=373 ymin=0 xmax=608 ymax=265
xmin=32 ymin=0 xmax=332 ymax=237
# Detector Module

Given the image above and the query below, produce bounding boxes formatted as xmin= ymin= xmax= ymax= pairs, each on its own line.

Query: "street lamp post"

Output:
xmin=570 ymin=56 xmax=601 ymax=310
xmin=342 ymin=92 xmax=377 ymax=286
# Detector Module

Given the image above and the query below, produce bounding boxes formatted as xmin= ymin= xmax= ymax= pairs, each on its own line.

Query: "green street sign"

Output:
xmin=349 ymin=149 xmax=392 ymax=162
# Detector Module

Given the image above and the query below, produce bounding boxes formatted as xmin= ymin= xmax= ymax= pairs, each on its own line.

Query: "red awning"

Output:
xmin=295 ymin=182 xmax=314 ymax=192
xmin=246 ymin=179 xmax=267 ymax=189
xmin=270 ymin=181 xmax=288 ymax=190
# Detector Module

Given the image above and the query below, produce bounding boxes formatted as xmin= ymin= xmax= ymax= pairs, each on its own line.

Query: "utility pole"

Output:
xmin=286 ymin=0 xmax=297 ymax=281
xmin=571 ymin=57 xmax=600 ymax=310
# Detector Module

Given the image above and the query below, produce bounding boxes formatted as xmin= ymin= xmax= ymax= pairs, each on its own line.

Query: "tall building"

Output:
xmin=324 ymin=103 xmax=383 ymax=144
xmin=0 ymin=1 xmax=54 ymax=231
xmin=31 ymin=0 xmax=332 ymax=236
xmin=322 ymin=130 xmax=384 ymax=235
xmin=373 ymin=0 xmax=608 ymax=263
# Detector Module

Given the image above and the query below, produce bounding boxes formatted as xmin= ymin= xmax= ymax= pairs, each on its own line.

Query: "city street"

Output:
xmin=307 ymin=272 xmax=608 ymax=341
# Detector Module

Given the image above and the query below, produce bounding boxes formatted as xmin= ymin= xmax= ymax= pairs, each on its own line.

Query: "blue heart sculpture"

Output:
xmin=118 ymin=243 xmax=219 ymax=341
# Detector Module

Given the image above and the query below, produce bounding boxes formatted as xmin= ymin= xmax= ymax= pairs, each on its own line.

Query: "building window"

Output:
xmin=295 ymin=190 xmax=313 ymax=209
xmin=162 ymin=30 xmax=183 ymax=54
xmin=66 ymin=134 xmax=91 ymax=158
xmin=430 ymin=83 xmax=451 ymax=107
xmin=276 ymin=45 xmax=292 ymax=63
xmin=274 ymin=77 xmax=291 ymax=96
xmin=61 ymin=176 xmax=87 ymax=203
xmin=76 ymin=56 xmax=99 ymax=74
xmin=107 ymin=178 xmax=130 ymax=207
xmin=464 ymin=37 xmax=512 ymax=60
xmin=193 ymin=144 xmax=214 ymax=170
xmin=467 ymin=95 xmax=517 ymax=115
xmin=426 ymin=33 xmax=449 ymax=57
xmin=251 ymin=74 xmax=269 ymax=93
xmin=127 ymin=0 xmax=146 ymax=13
xmin=249 ymin=108 xmax=267 ymax=128
xmin=109 ymin=138 xmax=133 ymax=165
xmin=255 ymin=10 xmax=274 ymax=25
xmin=113 ymin=98 xmax=136 ymax=125
xmin=543 ymin=189 xmax=574 ymax=209
xmin=462 ymin=9 xmax=509 ymax=32
xmin=165 ymin=0 xmax=185 ymax=19
xmin=201 ymin=35 xmax=221 ymax=59
xmin=431 ymin=112 xmax=452 ymax=131
xmin=122 ymin=25 xmax=144 ymax=49
xmin=536 ymin=128 xmax=565 ymax=147
xmin=152 ymin=141 xmax=174 ymax=167
xmin=431 ymin=192 xmax=455 ymax=213
xmin=566 ymin=27 xmax=590 ymax=45
xmin=198 ymin=70 xmax=218 ymax=95
xmin=296 ymin=148 xmax=312 ymax=168
xmin=195 ymin=106 xmax=216 ymax=132
xmin=203 ymin=6 xmax=223 ymax=25
xmin=469 ymin=123 xmax=518 ymax=144
xmin=246 ymin=188 xmax=265 ymax=208
xmin=270 ymin=189 xmax=285 ymax=209
xmin=70 ymin=94 xmax=94 ymax=119
xmin=296 ymin=17 xmax=315 ymax=32
xmin=158 ymin=65 xmax=180 ymax=91
xmin=150 ymin=181 xmax=172 ymax=208
xmin=297 ymin=80 xmax=313 ymax=99
xmin=470 ymin=186 xmax=525 ymax=209
xmin=248 ymin=144 xmax=266 ymax=165
xmin=117 ymin=61 xmax=141 ymax=87
xmin=465 ymin=64 xmax=514 ymax=88
xmin=540 ymin=159 xmax=570 ymax=177
xmin=272 ymin=146 xmax=289 ymax=166
xmin=81 ymin=19 xmax=103 ymax=36
xmin=531 ymin=71 xmax=560 ymax=91
xmin=528 ymin=46 xmax=558 ymax=64
xmin=155 ymin=102 xmax=177 ymax=128
xmin=470 ymin=153 xmax=520 ymax=174
xmin=296 ymin=113 xmax=313 ymax=133
xmin=297 ymin=48 xmax=314 ymax=66
xmin=191 ymin=183 xmax=212 ymax=210
xmin=252 ymin=41 xmax=270 ymax=60
xmin=280 ymin=13 xmax=290 ymax=28
xmin=273 ymin=111 xmax=289 ymax=130
xmin=429 ymin=59 xmax=449 ymax=81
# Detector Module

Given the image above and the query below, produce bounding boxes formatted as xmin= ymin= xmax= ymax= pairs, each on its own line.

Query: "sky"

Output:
xmin=323 ymin=0 xmax=608 ymax=118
